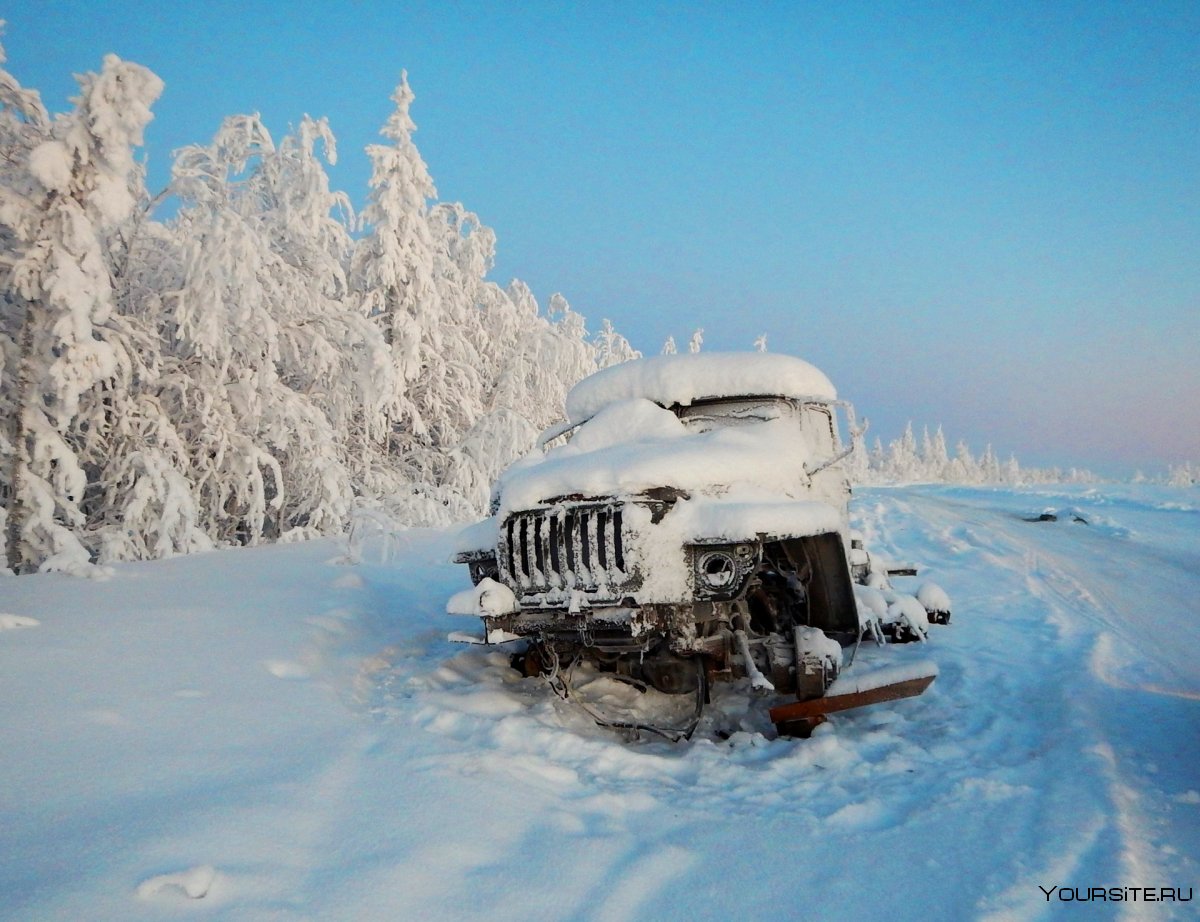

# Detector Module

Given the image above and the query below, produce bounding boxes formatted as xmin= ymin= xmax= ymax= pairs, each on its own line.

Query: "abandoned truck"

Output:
xmin=448 ymin=352 xmax=950 ymax=738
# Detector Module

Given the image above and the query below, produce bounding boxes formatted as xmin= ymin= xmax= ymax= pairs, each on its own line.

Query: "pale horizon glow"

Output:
xmin=5 ymin=0 xmax=1197 ymax=476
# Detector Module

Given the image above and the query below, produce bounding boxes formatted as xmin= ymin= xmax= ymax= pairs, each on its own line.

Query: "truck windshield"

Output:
xmin=675 ymin=398 xmax=793 ymax=432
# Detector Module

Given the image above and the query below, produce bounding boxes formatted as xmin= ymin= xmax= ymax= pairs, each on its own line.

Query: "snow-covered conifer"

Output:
xmin=166 ymin=113 xmax=375 ymax=544
xmin=1004 ymin=454 xmax=1021 ymax=485
xmin=885 ymin=422 xmax=920 ymax=481
xmin=0 ymin=26 xmax=51 ymax=569
xmin=930 ymin=426 xmax=950 ymax=479
xmin=593 ymin=318 xmax=641 ymax=369
xmin=351 ymin=72 xmax=441 ymax=453
xmin=844 ymin=405 xmax=870 ymax=484
xmin=949 ymin=440 xmax=979 ymax=483
xmin=2 ymin=51 xmax=167 ymax=572
xmin=661 ymin=335 xmax=677 ymax=355
xmin=980 ymin=444 xmax=1001 ymax=483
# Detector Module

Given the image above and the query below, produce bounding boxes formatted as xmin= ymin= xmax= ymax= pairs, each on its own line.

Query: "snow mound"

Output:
xmin=0 ymin=614 xmax=40 ymax=631
xmin=28 ymin=140 xmax=73 ymax=193
xmin=916 ymin=581 xmax=951 ymax=613
xmin=565 ymin=352 xmax=838 ymax=423
xmin=446 ymin=577 xmax=519 ymax=617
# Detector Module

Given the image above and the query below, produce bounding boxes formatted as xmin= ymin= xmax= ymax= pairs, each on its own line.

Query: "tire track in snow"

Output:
xmin=866 ymin=488 xmax=1198 ymax=918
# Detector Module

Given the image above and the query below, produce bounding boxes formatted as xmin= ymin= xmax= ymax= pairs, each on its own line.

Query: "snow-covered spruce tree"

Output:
xmin=661 ymin=335 xmax=677 ymax=355
xmin=350 ymin=73 xmax=439 ymax=454
xmin=350 ymin=73 xmax=485 ymax=524
xmin=1 ymin=50 xmax=175 ymax=572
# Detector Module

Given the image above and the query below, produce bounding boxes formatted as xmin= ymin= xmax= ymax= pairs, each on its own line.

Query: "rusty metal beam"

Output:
xmin=769 ymin=673 xmax=936 ymax=726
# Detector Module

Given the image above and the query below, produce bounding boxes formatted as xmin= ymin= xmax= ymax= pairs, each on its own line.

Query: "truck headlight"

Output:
xmin=693 ymin=543 xmax=757 ymax=597
xmin=698 ymin=550 xmax=738 ymax=590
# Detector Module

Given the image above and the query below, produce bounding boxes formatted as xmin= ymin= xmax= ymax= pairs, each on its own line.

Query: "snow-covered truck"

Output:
xmin=448 ymin=352 xmax=948 ymax=738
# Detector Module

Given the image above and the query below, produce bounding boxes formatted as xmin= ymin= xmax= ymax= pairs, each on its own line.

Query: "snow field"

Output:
xmin=0 ymin=485 xmax=1196 ymax=920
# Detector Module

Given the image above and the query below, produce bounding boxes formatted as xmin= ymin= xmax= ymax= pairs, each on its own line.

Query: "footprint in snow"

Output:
xmin=331 ymin=572 xmax=364 ymax=590
xmin=136 ymin=864 xmax=219 ymax=901
xmin=264 ymin=659 xmax=310 ymax=680
xmin=0 ymin=613 xmax=39 ymax=630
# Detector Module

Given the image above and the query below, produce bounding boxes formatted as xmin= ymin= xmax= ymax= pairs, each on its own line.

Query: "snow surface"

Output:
xmin=564 ymin=352 xmax=838 ymax=424
xmin=2 ymin=484 xmax=1198 ymax=920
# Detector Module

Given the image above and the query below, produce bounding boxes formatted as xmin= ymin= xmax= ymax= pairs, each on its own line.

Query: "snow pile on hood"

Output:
xmin=565 ymin=352 xmax=838 ymax=424
xmin=565 ymin=398 xmax=687 ymax=453
xmin=667 ymin=497 xmax=842 ymax=543
xmin=496 ymin=400 xmax=814 ymax=516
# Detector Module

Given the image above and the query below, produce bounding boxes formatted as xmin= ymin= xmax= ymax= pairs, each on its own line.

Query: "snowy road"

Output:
xmin=1 ymin=485 xmax=1196 ymax=920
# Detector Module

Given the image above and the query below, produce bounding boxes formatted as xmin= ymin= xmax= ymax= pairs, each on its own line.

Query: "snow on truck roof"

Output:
xmin=565 ymin=352 xmax=838 ymax=424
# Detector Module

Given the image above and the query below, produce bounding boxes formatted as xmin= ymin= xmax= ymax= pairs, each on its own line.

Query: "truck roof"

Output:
xmin=565 ymin=352 xmax=838 ymax=424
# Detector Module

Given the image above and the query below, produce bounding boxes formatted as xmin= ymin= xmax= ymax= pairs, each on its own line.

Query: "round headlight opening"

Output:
xmin=699 ymin=551 xmax=737 ymax=589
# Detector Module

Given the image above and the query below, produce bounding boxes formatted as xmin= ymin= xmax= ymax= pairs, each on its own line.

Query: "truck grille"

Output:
xmin=501 ymin=503 xmax=632 ymax=597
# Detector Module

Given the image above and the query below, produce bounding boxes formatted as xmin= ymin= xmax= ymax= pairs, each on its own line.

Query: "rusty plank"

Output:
xmin=768 ymin=673 xmax=936 ymax=724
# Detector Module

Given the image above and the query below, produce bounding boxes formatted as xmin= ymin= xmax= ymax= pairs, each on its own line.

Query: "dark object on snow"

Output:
xmin=770 ymin=670 xmax=938 ymax=738
xmin=1025 ymin=511 xmax=1089 ymax=525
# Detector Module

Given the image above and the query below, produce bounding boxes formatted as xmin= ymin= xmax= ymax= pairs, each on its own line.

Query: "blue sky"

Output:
xmin=6 ymin=1 xmax=1197 ymax=474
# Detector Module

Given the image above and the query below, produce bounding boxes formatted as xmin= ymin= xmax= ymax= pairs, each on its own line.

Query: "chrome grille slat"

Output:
xmin=503 ymin=503 xmax=632 ymax=599
xmin=613 ymin=509 xmax=625 ymax=571
xmin=563 ymin=511 xmax=577 ymax=578
xmin=531 ymin=513 xmax=546 ymax=588
xmin=596 ymin=510 xmax=609 ymax=570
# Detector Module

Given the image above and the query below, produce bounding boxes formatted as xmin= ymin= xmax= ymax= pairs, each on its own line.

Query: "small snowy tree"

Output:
xmin=1168 ymin=463 xmax=1196 ymax=487
xmin=844 ymin=406 xmax=870 ymax=484
xmin=593 ymin=317 xmax=641 ymax=369
xmin=688 ymin=328 xmax=704 ymax=353
xmin=929 ymin=426 xmax=950 ymax=480
xmin=1004 ymin=454 xmax=1021 ymax=485
xmin=948 ymin=440 xmax=979 ymax=483
xmin=661 ymin=335 xmax=677 ymax=355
